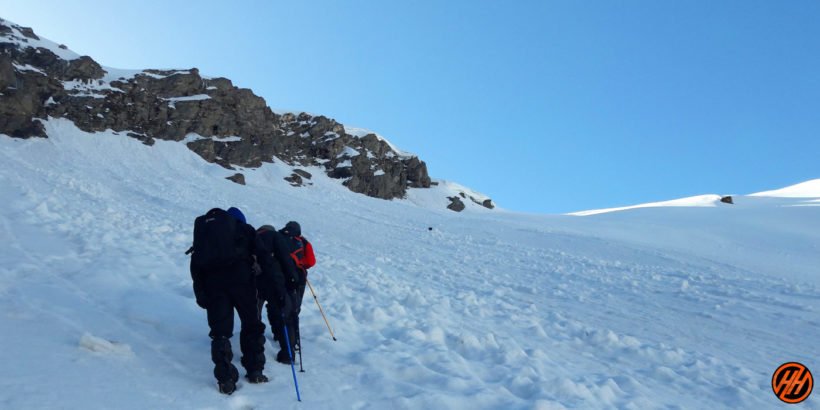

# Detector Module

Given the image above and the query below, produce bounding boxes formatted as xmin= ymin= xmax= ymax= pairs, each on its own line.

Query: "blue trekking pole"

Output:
xmin=282 ymin=316 xmax=302 ymax=402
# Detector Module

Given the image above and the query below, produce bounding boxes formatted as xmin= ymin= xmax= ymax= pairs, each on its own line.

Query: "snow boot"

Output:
xmin=218 ymin=380 xmax=237 ymax=395
xmin=276 ymin=349 xmax=291 ymax=364
xmin=212 ymin=337 xmax=240 ymax=388
xmin=246 ymin=371 xmax=269 ymax=384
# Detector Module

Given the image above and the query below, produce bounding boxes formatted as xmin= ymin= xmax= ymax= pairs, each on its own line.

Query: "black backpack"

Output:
xmin=190 ymin=208 xmax=249 ymax=269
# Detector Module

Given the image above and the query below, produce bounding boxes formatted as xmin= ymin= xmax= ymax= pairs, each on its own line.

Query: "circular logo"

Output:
xmin=772 ymin=362 xmax=813 ymax=404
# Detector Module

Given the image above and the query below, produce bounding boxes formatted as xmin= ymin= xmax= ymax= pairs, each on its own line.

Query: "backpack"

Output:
xmin=288 ymin=236 xmax=316 ymax=271
xmin=191 ymin=208 xmax=249 ymax=269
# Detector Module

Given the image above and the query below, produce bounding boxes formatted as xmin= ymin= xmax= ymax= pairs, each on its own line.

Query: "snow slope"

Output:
xmin=1 ymin=119 xmax=818 ymax=409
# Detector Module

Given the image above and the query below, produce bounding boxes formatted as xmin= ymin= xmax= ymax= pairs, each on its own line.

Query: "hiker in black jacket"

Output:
xmin=190 ymin=207 xmax=291 ymax=394
xmin=255 ymin=224 xmax=301 ymax=364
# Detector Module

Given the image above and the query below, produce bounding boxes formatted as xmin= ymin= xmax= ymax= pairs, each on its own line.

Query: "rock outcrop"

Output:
xmin=0 ymin=19 xmax=497 ymax=210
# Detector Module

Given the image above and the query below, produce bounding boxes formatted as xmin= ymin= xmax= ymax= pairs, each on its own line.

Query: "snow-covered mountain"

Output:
xmin=2 ymin=117 xmax=819 ymax=409
xmin=2 ymin=16 xmax=819 ymax=410
xmin=0 ymin=17 xmax=495 ymax=213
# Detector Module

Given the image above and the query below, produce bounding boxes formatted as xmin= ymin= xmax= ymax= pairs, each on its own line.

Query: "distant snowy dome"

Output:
xmin=569 ymin=194 xmax=722 ymax=216
xmin=749 ymin=179 xmax=820 ymax=198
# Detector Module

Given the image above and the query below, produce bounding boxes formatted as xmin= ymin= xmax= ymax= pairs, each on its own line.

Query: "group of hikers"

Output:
xmin=188 ymin=206 xmax=315 ymax=395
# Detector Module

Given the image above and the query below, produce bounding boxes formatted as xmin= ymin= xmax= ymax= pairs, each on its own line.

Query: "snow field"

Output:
xmin=0 ymin=118 xmax=818 ymax=409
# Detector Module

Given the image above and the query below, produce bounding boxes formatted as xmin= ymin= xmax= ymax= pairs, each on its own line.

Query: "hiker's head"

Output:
xmin=226 ymin=207 xmax=246 ymax=224
xmin=282 ymin=221 xmax=301 ymax=236
xmin=257 ymin=224 xmax=275 ymax=233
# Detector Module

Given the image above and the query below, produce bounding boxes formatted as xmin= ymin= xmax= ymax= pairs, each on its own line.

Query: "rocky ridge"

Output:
xmin=0 ymin=19 xmax=494 ymax=210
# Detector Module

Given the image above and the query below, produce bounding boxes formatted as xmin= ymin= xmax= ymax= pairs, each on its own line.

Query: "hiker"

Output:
xmin=190 ymin=207 xmax=291 ymax=395
xmin=278 ymin=221 xmax=315 ymax=354
xmin=255 ymin=224 xmax=303 ymax=364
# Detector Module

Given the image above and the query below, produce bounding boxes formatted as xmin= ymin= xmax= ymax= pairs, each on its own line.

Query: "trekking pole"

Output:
xmin=282 ymin=318 xmax=302 ymax=402
xmin=297 ymin=327 xmax=304 ymax=373
xmin=306 ymin=278 xmax=337 ymax=341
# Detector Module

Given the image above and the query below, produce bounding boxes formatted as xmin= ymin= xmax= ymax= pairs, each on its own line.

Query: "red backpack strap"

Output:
xmin=288 ymin=237 xmax=304 ymax=269
xmin=288 ymin=236 xmax=315 ymax=271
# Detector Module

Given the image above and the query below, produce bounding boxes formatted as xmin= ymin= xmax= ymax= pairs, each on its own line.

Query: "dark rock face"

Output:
xmin=0 ymin=44 xmax=53 ymax=138
xmin=720 ymin=196 xmax=734 ymax=204
xmin=0 ymin=19 xmax=447 ymax=202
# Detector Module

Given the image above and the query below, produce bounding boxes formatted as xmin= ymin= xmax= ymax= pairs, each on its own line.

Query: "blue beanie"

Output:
xmin=226 ymin=207 xmax=246 ymax=224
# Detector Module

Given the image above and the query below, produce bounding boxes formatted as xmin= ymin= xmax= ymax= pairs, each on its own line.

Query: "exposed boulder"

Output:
xmin=446 ymin=189 xmax=495 ymax=211
xmin=720 ymin=196 xmax=734 ymax=204
xmin=284 ymin=173 xmax=302 ymax=186
xmin=447 ymin=196 xmax=466 ymax=212
xmin=403 ymin=156 xmax=432 ymax=188
xmin=226 ymin=173 xmax=246 ymax=185
xmin=18 ymin=26 xmax=38 ymax=40
xmin=293 ymin=169 xmax=312 ymax=180
xmin=64 ymin=56 xmax=104 ymax=80
xmin=285 ymin=169 xmax=314 ymax=187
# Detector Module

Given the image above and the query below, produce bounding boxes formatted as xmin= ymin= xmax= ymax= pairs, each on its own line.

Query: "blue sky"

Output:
xmin=4 ymin=1 xmax=819 ymax=213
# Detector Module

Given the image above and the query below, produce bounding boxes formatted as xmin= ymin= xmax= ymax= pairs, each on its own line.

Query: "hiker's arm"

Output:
xmin=190 ymin=259 xmax=207 ymax=308
xmin=273 ymin=233 xmax=300 ymax=290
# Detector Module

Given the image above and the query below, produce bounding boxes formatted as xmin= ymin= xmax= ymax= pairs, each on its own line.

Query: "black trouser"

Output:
xmin=206 ymin=282 xmax=266 ymax=382
xmin=263 ymin=279 xmax=305 ymax=356
xmin=264 ymin=290 xmax=298 ymax=356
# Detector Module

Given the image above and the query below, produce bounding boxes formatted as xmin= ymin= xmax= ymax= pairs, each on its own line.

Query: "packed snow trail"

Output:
xmin=0 ymin=119 xmax=818 ymax=409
